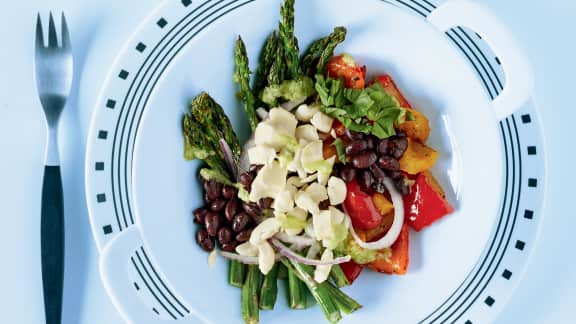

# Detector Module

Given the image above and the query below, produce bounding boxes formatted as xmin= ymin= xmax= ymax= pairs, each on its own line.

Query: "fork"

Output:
xmin=34 ymin=12 xmax=73 ymax=324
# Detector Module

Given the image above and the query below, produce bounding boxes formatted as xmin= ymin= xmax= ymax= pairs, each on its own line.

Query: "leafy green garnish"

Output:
xmin=315 ymin=75 xmax=412 ymax=138
xmin=261 ymin=76 xmax=315 ymax=106
xmin=332 ymin=138 xmax=346 ymax=165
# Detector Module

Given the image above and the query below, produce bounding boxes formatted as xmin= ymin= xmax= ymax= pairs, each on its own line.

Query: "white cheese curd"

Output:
xmin=310 ymin=111 xmax=334 ymax=133
xmin=295 ymin=124 xmax=320 ymax=142
xmin=287 ymin=145 xmax=307 ymax=178
xmin=254 ymin=121 xmax=291 ymax=150
xmin=314 ymin=249 xmax=334 ymax=283
xmin=248 ymin=145 xmax=276 ymax=165
xmin=305 ymin=183 xmax=328 ymax=202
xmin=313 ymin=210 xmax=332 ymax=241
xmin=329 ymin=206 xmax=346 ymax=224
xmin=287 ymin=176 xmax=303 ymax=188
xmin=258 ymin=241 xmax=276 ymax=275
xmin=208 ymin=250 xmax=218 ymax=267
xmin=272 ymin=189 xmax=294 ymax=213
xmin=250 ymin=218 xmax=281 ymax=245
xmin=294 ymin=104 xmax=320 ymax=122
xmin=236 ymin=241 xmax=259 ymax=257
xmin=317 ymin=156 xmax=336 ymax=186
xmin=305 ymin=219 xmax=316 ymax=238
xmin=295 ymin=191 xmax=320 ymax=215
xmin=269 ymin=107 xmax=298 ymax=136
xmin=327 ymin=176 xmax=347 ymax=205
xmin=278 ymin=207 xmax=308 ymax=236
xmin=249 ymin=161 xmax=287 ymax=202
xmin=300 ymin=173 xmax=318 ymax=184
xmin=300 ymin=140 xmax=324 ymax=173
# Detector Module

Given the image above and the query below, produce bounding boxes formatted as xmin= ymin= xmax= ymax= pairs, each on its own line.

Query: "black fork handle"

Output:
xmin=41 ymin=165 xmax=64 ymax=324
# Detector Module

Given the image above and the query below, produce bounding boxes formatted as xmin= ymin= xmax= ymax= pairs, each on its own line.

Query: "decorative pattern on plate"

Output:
xmin=85 ymin=0 xmax=545 ymax=322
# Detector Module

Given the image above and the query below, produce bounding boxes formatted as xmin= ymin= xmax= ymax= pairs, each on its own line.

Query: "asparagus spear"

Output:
xmin=281 ymin=260 xmax=341 ymax=323
xmin=326 ymin=283 xmax=362 ymax=315
xmin=259 ymin=263 xmax=279 ymax=310
xmin=267 ymin=40 xmax=286 ymax=86
xmin=278 ymin=0 xmax=299 ymax=79
xmin=182 ymin=114 xmax=229 ymax=177
xmin=300 ymin=27 xmax=347 ymax=76
xmin=329 ymin=264 xmax=350 ymax=288
xmin=242 ymin=265 xmax=262 ymax=324
xmin=234 ymin=36 xmax=259 ymax=131
xmin=316 ymin=27 xmax=347 ymax=74
xmin=277 ymin=262 xmax=288 ymax=280
xmin=189 ymin=92 xmax=242 ymax=163
xmin=253 ymin=31 xmax=278 ymax=98
xmin=287 ymin=268 xmax=307 ymax=309
xmin=229 ymin=260 xmax=247 ymax=288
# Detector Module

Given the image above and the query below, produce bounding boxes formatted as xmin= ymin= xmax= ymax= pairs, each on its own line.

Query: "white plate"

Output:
xmin=86 ymin=0 xmax=544 ymax=323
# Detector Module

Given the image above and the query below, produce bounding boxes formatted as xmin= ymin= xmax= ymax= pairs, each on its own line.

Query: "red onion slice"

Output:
xmin=270 ymin=239 xmax=351 ymax=266
xmin=348 ymin=177 xmax=405 ymax=250
xmin=219 ymin=138 xmax=238 ymax=181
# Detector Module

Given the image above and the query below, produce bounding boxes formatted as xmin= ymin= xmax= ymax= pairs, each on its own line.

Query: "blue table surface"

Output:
xmin=1 ymin=0 xmax=574 ymax=323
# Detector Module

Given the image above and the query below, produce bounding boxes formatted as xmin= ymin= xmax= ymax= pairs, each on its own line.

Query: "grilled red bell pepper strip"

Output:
xmin=368 ymin=222 xmax=410 ymax=275
xmin=404 ymin=173 xmax=454 ymax=231
xmin=373 ymin=75 xmax=412 ymax=108
xmin=339 ymin=261 xmax=364 ymax=285
xmin=344 ymin=180 xmax=383 ymax=230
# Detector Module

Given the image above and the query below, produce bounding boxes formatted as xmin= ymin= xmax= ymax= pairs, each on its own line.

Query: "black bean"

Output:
xmin=394 ymin=178 xmax=410 ymax=196
xmin=225 ymin=199 xmax=240 ymax=222
xmin=345 ymin=129 xmax=364 ymax=141
xmin=378 ymin=156 xmax=400 ymax=171
xmin=319 ymin=199 xmax=330 ymax=210
xmin=239 ymin=172 xmax=254 ymax=187
xmin=345 ymin=140 xmax=368 ymax=156
xmin=236 ymin=229 xmax=252 ymax=242
xmin=210 ymin=199 xmax=227 ymax=212
xmin=258 ymin=197 xmax=274 ymax=209
xmin=222 ymin=185 xmax=238 ymax=199
xmin=232 ymin=212 xmax=251 ymax=233
xmin=218 ymin=227 xmax=233 ymax=245
xmin=377 ymin=138 xmax=389 ymax=156
xmin=386 ymin=170 xmax=403 ymax=180
xmin=196 ymin=229 xmax=214 ymax=252
xmin=352 ymin=152 xmax=378 ymax=169
xmin=366 ymin=136 xmax=377 ymax=150
xmin=372 ymin=181 xmax=386 ymax=194
xmin=193 ymin=207 xmax=208 ymax=224
xmin=358 ymin=170 xmax=374 ymax=193
xmin=331 ymin=163 xmax=341 ymax=177
xmin=204 ymin=212 xmax=221 ymax=237
xmin=249 ymin=164 xmax=264 ymax=174
xmin=205 ymin=180 xmax=222 ymax=201
xmin=220 ymin=243 xmax=237 ymax=252
xmin=242 ymin=202 xmax=262 ymax=220
xmin=369 ymin=165 xmax=386 ymax=182
xmin=340 ymin=165 xmax=356 ymax=183
xmin=396 ymin=130 xmax=407 ymax=138
xmin=388 ymin=137 xmax=408 ymax=159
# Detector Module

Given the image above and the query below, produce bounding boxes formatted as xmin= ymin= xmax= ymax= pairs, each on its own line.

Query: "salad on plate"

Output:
xmin=182 ymin=0 xmax=454 ymax=322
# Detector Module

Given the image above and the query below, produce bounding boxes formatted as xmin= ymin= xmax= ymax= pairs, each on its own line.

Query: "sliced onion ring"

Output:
xmin=219 ymin=251 xmax=282 ymax=265
xmin=270 ymin=238 xmax=351 ymax=266
xmin=348 ymin=177 xmax=404 ymax=250
xmin=275 ymin=232 xmax=316 ymax=249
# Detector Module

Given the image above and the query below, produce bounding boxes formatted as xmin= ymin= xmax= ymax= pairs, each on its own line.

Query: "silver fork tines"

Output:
xmin=35 ymin=12 xmax=73 ymax=128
